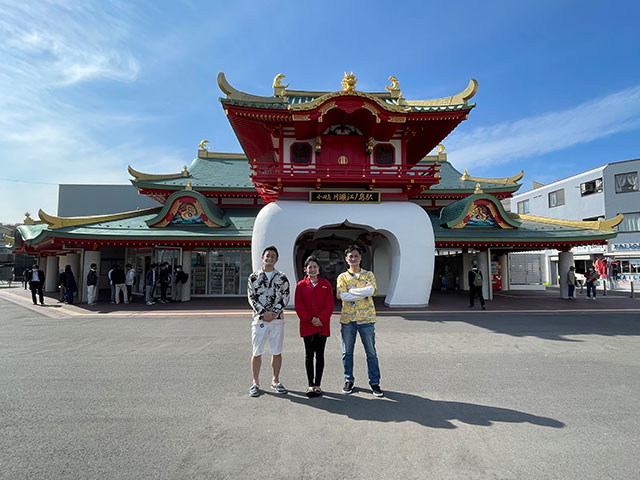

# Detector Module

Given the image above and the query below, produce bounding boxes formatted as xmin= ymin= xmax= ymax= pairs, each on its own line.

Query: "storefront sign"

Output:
xmin=612 ymin=243 xmax=640 ymax=251
xmin=309 ymin=191 xmax=381 ymax=203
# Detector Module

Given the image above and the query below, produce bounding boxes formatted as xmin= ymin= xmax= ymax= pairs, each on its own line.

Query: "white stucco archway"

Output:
xmin=251 ymin=201 xmax=435 ymax=307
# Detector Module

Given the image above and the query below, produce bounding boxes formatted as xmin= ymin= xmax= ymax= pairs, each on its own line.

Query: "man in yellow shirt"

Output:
xmin=336 ymin=245 xmax=383 ymax=397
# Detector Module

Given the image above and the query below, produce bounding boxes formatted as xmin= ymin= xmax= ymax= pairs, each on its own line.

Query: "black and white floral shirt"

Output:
xmin=247 ymin=269 xmax=290 ymax=325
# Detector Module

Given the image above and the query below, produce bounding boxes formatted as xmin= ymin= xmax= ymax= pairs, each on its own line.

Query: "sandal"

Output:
xmin=306 ymin=387 xmax=319 ymax=398
xmin=313 ymin=386 xmax=323 ymax=396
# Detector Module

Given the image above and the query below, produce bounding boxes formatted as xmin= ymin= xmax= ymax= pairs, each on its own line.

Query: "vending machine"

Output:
xmin=491 ymin=260 xmax=502 ymax=291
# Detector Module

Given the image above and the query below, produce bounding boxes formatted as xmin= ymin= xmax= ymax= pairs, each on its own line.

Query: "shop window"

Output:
xmin=614 ymin=172 xmax=639 ymax=193
xmin=517 ymin=199 xmax=530 ymax=214
xmin=548 ymin=189 xmax=565 ymax=208
xmin=374 ymin=144 xmax=395 ymax=165
xmin=580 ymin=178 xmax=603 ymax=196
xmin=615 ymin=212 xmax=640 ymax=232
xmin=291 ymin=143 xmax=312 ymax=164
xmin=619 ymin=259 xmax=640 ymax=274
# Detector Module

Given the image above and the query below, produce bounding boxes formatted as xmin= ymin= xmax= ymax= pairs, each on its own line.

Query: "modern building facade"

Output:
xmin=509 ymin=158 xmax=640 ymax=290
xmin=11 ymin=73 xmax=622 ymax=304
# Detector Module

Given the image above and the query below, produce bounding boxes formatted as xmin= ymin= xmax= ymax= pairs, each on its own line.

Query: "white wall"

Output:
xmin=251 ymin=201 xmax=435 ymax=307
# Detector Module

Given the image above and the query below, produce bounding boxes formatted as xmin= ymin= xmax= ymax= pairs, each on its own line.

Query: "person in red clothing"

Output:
xmin=295 ymin=255 xmax=334 ymax=397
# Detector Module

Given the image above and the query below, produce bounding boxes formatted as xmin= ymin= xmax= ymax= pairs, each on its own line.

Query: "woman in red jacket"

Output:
xmin=295 ymin=255 xmax=334 ymax=397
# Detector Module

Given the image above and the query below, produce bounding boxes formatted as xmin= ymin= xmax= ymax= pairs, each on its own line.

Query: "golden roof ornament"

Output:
xmin=3 ymin=234 xmax=14 ymax=247
xmin=182 ymin=165 xmax=189 ymax=177
xmin=341 ymin=72 xmax=357 ymax=93
xmin=474 ymin=183 xmax=484 ymax=194
xmin=437 ymin=144 xmax=446 ymax=154
xmin=385 ymin=76 xmax=403 ymax=99
xmin=273 ymin=73 xmax=289 ymax=97
xmin=24 ymin=212 xmax=35 ymax=225
xmin=198 ymin=139 xmax=210 ymax=151
xmin=186 ymin=180 xmax=193 ymax=191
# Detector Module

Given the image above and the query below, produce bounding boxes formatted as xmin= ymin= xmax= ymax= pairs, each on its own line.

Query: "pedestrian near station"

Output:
xmin=468 ymin=264 xmax=486 ymax=310
xmin=87 ymin=263 xmax=99 ymax=305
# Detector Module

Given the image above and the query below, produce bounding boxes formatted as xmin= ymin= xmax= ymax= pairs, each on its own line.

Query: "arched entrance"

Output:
xmin=294 ymin=225 xmax=383 ymax=294
xmin=251 ymin=201 xmax=435 ymax=307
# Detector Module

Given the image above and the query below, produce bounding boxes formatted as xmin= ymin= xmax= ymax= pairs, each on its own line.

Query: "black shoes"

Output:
xmin=342 ymin=381 xmax=354 ymax=394
xmin=371 ymin=385 xmax=384 ymax=397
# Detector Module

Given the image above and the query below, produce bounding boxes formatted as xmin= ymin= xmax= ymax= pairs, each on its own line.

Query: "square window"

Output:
xmin=614 ymin=172 xmax=639 ymax=193
xmin=580 ymin=178 xmax=603 ymax=196
xmin=517 ymin=199 xmax=530 ymax=214
xmin=548 ymin=189 xmax=565 ymax=207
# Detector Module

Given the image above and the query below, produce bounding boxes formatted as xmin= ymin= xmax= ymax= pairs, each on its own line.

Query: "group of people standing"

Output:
xmin=143 ymin=262 xmax=189 ymax=306
xmin=247 ymin=244 xmax=383 ymax=399
xmin=567 ymin=265 xmax=600 ymax=300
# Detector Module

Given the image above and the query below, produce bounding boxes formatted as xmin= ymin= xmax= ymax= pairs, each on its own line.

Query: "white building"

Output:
xmin=508 ymin=158 xmax=640 ymax=291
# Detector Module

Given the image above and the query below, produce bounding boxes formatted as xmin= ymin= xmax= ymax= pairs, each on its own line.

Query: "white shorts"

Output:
xmin=251 ymin=322 xmax=284 ymax=357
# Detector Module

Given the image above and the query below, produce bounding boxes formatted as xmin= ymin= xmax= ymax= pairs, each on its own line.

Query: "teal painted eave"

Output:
xmin=439 ymin=194 xmax=521 ymax=228
xmin=146 ymin=190 xmax=229 ymax=227
xmin=131 ymin=156 xmax=255 ymax=190
xmin=418 ymin=160 xmax=522 ymax=193
xmin=427 ymin=210 xmax=616 ymax=242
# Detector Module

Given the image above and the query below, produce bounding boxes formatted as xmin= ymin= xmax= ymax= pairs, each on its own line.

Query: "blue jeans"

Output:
xmin=341 ymin=322 xmax=380 ymax=386
xmin=568 ymin=285 xmax=575 ymax=298
xmin=586 ymin=281 xmax=596 ymax=298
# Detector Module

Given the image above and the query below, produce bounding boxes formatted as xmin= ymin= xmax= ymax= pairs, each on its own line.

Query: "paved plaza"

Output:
xmin=1 ymin=287 xmax=639 ymax=479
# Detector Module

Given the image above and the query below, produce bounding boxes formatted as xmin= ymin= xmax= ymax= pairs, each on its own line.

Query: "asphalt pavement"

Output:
xmin=1 ymin=288 xmax=639 ymax=479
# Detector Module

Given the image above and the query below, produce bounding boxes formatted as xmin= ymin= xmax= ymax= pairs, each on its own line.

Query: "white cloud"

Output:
xmin=446 ymin=84 xmax=640 ymax=170
xmin=0 ymin=1 xmax=154 ymax=223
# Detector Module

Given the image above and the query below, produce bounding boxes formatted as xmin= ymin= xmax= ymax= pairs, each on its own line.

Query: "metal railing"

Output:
xmin=250 ymin=162 xmax=440 ymax=181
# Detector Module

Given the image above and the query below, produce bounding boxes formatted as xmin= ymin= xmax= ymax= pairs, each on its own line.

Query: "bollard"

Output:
xmin=632 ymin=281 xmax=635 ymax=299
xmin=603 ymin=279 xmax=606 ymax=296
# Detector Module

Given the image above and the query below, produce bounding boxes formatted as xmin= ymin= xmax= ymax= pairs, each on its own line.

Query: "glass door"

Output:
xmin=156 ymin=247 xmax=182 ymax=298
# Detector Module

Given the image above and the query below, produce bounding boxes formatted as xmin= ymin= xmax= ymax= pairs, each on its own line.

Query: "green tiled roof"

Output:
xmin=131 ymin=154 xmax=254 ymax=190
xmin=221 ymin=95 xmax=474 ymax=113
xmin=146 ymin=190 xmax=229 ymax=227
xmin=419 ymin=160 xmax=521 ymax=193
xmin=16 ymin=208 xmax=257 ymax=245
xmin=439 ymin=194 xmax=521 ymax=228
xmin=427 ymin=210 xmax=616 ymax=243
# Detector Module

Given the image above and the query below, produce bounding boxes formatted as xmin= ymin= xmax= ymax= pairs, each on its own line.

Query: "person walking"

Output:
xmin=27 ymin=264 xmax=45 ymax=305
xmin=567 ymin=266 xmax=577 ymax=300
xmin=173 ymin=265 xmax=189 ymax=302
xmin=125 ymin=264 xmax=136 ymax=303
xmin=145 ymin=263 xmax=158 ymax=305
xmin=337 ymin=245 xmax=383 ymax=397
xmin=585 ymin=266 xmax=599 ymax=300
xmin=87 ymin=263 xmax=99 ymax=305
xmin=57 ymin=267 xmax=67 ymax=303
xmin=23 ymin=267 xmax=30 ymax=290
xmin=295 ymin=255 xmax=334 ymax=398
xmin=108 ymin=265 xmax=116 ymax=304
xmin=63 ymin=265 xmax=77 ymax=304
xmin=159 ymin=262 xmax=170 ymax=303
xmin=247 ymin=246 xmax=290 ymax=397
xmin=468 ymin=264 xmax=486 ymax=310
xmin=111 ymin=264 xmax=128 ymax=304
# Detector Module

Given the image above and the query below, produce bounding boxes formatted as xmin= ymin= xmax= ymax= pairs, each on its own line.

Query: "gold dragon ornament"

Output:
xmin=341 ymin=72 xmax=357 ymax=93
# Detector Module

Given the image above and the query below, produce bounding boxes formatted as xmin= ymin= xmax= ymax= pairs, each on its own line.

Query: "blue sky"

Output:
xmin=1 ymin=0 xmax=639 ymax=223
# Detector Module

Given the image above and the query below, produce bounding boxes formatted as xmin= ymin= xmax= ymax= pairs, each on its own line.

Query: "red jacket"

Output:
xmin=295 ymin=277 xmax=334 ymax=337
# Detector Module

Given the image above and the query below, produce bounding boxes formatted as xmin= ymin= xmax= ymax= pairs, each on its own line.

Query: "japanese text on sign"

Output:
xmin=309 ymin=191 xmax=381 ymax=203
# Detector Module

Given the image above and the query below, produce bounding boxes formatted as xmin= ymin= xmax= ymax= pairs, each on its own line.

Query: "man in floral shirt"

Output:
xmin=337 ymin=244 xmax=383 ymax=397
xmin=247 ymin=246 xmax=290 ymax=397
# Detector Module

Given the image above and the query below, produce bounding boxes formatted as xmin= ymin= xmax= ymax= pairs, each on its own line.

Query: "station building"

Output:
xmin=11 ymin=73 xmax=622 ymax=305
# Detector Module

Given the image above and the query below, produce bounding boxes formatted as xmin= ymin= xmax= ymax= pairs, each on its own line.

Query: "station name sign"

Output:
xmin=309 ymin=190 xmax=381 ymax=203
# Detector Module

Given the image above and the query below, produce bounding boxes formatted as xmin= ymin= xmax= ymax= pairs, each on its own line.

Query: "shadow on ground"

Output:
xmin=399 ymin=311 xmax=640 ymax=342
xmin=270 ymin=389 xmax=565 ymax=430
